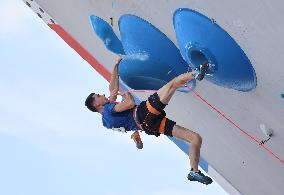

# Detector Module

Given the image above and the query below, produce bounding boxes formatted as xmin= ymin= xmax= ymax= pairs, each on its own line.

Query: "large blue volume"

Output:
xmin=173 ymin=8 xmax=257 ymax=91
xmin=118 ymin=14 xmax=195 ymax=91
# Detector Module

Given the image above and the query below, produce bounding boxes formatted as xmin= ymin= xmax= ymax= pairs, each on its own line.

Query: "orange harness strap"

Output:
xmin=146 ymin=101 xmax=161 ymax=115
xmin=133 ymin=103 xmax=167 ymax=135
xmin=133 ymin=106 xmax=143 ymax=130
xmin=145 ymin=101 xmax=166 ymax=133
xmin=159 ymin=117 xmax=167 ymax=134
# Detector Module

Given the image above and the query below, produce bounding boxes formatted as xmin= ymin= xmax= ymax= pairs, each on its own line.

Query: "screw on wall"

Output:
xmin=110 ymin=0 xmax=115 ymax=26
xmin=259 ymin=124 xmax=273 ymax=145
xmin=259 ymin=137 xmax=271 ymax=145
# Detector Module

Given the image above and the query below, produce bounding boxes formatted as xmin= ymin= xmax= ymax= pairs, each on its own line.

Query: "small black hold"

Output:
xmin=37 ymin=13 xmax=42 ymax=18
xmin=39 ymin=7 xmax=44 ymax=13
xmin=25 ymin=1 xmax=31 ymax=7
xmin=211 ymin=18 xmax=216 ymax=24
xmin=110 ymin=17 xmax=114 ymax=26
xmin=50 ymin=19 xmax=55 ymax=24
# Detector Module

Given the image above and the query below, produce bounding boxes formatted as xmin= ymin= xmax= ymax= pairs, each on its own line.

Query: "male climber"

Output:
xmin=85 ymin=57 xmax=213 ymax=185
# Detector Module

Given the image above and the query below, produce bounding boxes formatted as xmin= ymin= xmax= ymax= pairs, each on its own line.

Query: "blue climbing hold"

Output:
xmin=118 ymin=14 xmax=195 ymax=92
xmin=173 ymin=8 xmax=257 ymax=92
xmin=281 ymin=93 xmax=284 ymax=98
xmin=90 ymin=15 xmax=125 ymax=55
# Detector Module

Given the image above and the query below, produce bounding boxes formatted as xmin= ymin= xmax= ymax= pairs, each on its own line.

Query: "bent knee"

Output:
xmin=192 ymin=133 xmax=202 ymax=146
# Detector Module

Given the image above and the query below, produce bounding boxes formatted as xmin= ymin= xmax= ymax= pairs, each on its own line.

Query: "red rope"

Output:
xmin=125 ymin=88 xmax=284 ymax=164
xmin=192 ymin=90 xmax=284 ymax=164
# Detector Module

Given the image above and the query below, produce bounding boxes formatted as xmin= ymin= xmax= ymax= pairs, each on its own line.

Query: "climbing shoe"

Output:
xmin=131 ymin=131 xmax=143 ymax=149
xmin=195 ymin=61 xmax=209 ymax=81
xmin=187 ymin=169 xmax=213 ymax=185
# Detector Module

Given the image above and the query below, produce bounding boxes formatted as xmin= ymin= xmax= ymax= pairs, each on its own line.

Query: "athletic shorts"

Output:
xmin=136 ymin=92 xmax=176 ymax=137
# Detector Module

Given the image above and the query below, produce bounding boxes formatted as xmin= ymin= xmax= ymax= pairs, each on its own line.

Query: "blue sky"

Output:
xmin=0 ymin=1 xmax=228 ymax=194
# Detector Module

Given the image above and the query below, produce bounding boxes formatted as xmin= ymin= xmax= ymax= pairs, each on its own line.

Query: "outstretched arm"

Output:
xmin=109 ymin=57 xmax=123 ymax=102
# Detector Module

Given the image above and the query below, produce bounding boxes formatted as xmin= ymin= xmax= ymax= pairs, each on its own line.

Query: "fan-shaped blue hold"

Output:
xmin=118 ymin=57 xmax=169 ymax=90
xmin=118 ymin=14 xmax=195 ymax=91
xmin=90 ymin=15 xmax=125 ymax=55
xmin=173 ymin=8 xmax=257 ymax=92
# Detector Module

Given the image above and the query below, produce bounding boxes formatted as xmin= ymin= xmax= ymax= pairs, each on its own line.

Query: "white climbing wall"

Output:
xmin=23 ymin=0 xmax=284 ymax=194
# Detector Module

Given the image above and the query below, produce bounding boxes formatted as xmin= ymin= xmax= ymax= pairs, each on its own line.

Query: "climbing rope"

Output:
xmin=114 ymin=87 xmax=284 ymax=165
xmin=192 ymin=90 xmax=284 ymax=164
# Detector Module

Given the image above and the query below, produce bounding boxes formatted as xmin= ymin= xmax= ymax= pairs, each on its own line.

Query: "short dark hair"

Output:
xmin=85 ymin=93 xmax=97 ymax=112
